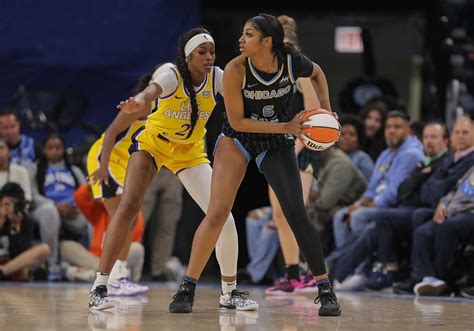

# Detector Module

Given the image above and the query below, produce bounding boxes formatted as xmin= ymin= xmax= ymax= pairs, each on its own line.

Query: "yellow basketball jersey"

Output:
xmin=146 ymin=66 xmax=217 ymax=144
xmin=92 ymin=119 xmax=147 ymax=163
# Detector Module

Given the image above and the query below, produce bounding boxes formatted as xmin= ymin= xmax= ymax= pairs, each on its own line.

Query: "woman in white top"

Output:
xmin=0 ymin=138 xmax=32 ymax=201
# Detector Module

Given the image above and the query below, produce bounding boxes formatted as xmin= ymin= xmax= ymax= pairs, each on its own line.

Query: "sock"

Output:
xmin=92 ymin=272 xmax=109 ymax=291
xmin=182 ymin=275 xmax=198 ymax=293
xmin=221 ymin=279 xmax=237 ymax=294
xmin=316 ymin=279 xmax=331 ymax=288
xmin=110 ymin=260 xmax=128 ymax=281
xmin=314 ymin=273 xmax=331 ymax=287
xmin=286 ymin=264 xmax=300 ymax=281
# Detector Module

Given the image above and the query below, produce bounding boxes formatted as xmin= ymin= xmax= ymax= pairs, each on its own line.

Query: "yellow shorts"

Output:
xmin=87 ymin=140 xmax=128 ymax=199
xmin=129 ymin=125 xmax=209 ymax=174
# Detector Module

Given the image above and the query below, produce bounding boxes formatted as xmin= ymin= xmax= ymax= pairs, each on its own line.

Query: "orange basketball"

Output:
xmin=298 ymin=109 xmax=341 ymax=151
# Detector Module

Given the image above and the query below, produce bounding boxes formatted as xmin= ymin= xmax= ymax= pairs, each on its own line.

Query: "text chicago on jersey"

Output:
xmin=243 ymin=85 xmax=291 ymax=100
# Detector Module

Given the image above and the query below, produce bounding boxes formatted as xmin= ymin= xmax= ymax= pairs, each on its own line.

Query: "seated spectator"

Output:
xmin=307 ymin=146 xmax=367 ymax=254
xmin=396 ymin=122 xmax=450 ymax=207
xmin=412 ymin=166 xmax=474 ymax=296
xmin=331 ymin=118 xmax=474 ymax=292
xmin=327 ymin=111 xmax=424 ymax=290
xmin=0 ymin=109 xmax=41 ymax=167
xmin=0 ymin=108 xmax=62 ymax=281
xmin=368 ymin=116 xmax=473 ymax=293
xmin=0 ymin=138 xmax=32 ymax=201
xmin=419 ymin=116 xmax=474 ymax=209
xmin=358 ymin=98 xmax=388 ymax=161
xmin=36 ymin=134 xmax=88 ymax=244
xmin=59 ymin=183 xmax=145 ymax=283
xmin=362 ymin=122 xmax=450 ymax=290
xmin=0 ymin=140 xmax=60 ymax=279
xmin=238 ymin=207 xmax=279 ymax=285
xmin=337 ymin=114 xmax=374 ymax=180
xmin=396 ymin=117 xmax=474 ymax=294
xmin=332 ymin=111 xmax=424 ymax=248
xmin=0 ymin=183 xmax=50 ymax=280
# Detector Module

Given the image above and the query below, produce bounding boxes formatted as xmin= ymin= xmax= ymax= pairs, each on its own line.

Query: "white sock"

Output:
xmin=110 ymin=260 xmax=129 ymax=281
xmin=222 ymin=280 xmax=237 ymax=294
xmin=92 ymin=272 xmax=109 ymax=291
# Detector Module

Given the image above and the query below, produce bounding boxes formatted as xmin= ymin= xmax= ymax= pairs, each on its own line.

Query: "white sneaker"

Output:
xmin=414 ymin=277 xmax=447 ymax=296
xmin=108 ymin=278 xmax=150 ymax=296
xmin=219 ymin=290 xmax=259 ymax=311
xmin=89 ymin=285 xmax=115 ymax=311
xmin=333 ymin=274 xmax=367 ymax=291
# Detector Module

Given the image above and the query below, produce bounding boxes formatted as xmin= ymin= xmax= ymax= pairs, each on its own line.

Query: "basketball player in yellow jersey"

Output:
xmin=87 ymin=64 xmax=177 ymax=301
xmin=88 ymin=27 xmax=258 ymax=312
xmin=87 ymin=119 xmax=148 ymax=292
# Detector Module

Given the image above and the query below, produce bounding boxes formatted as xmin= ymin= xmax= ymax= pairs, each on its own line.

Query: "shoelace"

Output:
xmin=230 ymin=289 xmax=250 ymax=300
xmin=314 ymin=290 xmax=338 ymax=305
xmin=94 ymin=285 xmax=108 ymax=297
xmin=173 ymin=287 xmax=194 ymax=302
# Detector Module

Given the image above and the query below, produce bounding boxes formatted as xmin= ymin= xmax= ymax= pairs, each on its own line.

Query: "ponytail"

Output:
xmin=250 ymin=13 xmax=294 ymax=62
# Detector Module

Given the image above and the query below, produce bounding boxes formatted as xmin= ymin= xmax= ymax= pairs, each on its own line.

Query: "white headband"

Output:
xmin=184 ymin=33 xmax=214 ymax=58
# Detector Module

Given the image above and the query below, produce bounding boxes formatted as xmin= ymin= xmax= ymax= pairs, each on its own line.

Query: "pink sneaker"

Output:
xmin=265 ymin=278 xmax=300 ymax=295
xmin=294 ymin=272 xmax=318 ymax=294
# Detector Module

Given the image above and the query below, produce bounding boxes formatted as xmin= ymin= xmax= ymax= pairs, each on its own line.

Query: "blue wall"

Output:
xmin=0 ymin=0 xmax=199 ymax=146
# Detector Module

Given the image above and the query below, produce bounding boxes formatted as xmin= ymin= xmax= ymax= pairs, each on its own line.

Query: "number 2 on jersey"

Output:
xmin=175 ymin=124 xmax=191 ymax=137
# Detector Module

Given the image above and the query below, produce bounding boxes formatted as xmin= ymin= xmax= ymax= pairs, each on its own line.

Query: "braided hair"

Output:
xmin=176 ymin=27 xmax=212 ymax=139
xmin=249 ymin=13 xmax=295 ymax=62
xmin=36 ymin=134 xmax=80 ymax=195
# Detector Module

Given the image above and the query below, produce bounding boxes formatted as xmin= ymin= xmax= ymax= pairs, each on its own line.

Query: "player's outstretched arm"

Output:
xmin=117 ymin=83 xmax=163 ymax=114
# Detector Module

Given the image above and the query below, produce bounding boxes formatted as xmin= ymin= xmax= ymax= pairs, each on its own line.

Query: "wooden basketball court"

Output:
xmin=0 ymin=282 xmax=472 ymax=330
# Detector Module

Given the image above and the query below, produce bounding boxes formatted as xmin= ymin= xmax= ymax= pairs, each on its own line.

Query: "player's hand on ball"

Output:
xmin=286 ymin=111 xmax=311 ymax=136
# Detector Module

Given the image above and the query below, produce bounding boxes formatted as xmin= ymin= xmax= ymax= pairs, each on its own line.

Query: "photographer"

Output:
xmin=0 ymin=183 xmax=50 ymax=280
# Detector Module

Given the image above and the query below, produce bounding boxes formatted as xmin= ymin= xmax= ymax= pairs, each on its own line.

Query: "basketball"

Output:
xmin=298 ymin=109 xmax=341 ymax=151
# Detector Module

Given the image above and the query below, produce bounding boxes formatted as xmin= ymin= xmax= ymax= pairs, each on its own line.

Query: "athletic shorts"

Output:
xmin=87 ymin=139 xmax=127 ymax=199
xmin=129 ymin=126 xmax=209 ymax=175
xmin=215 ymin=133 xmax=321 ymax=176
